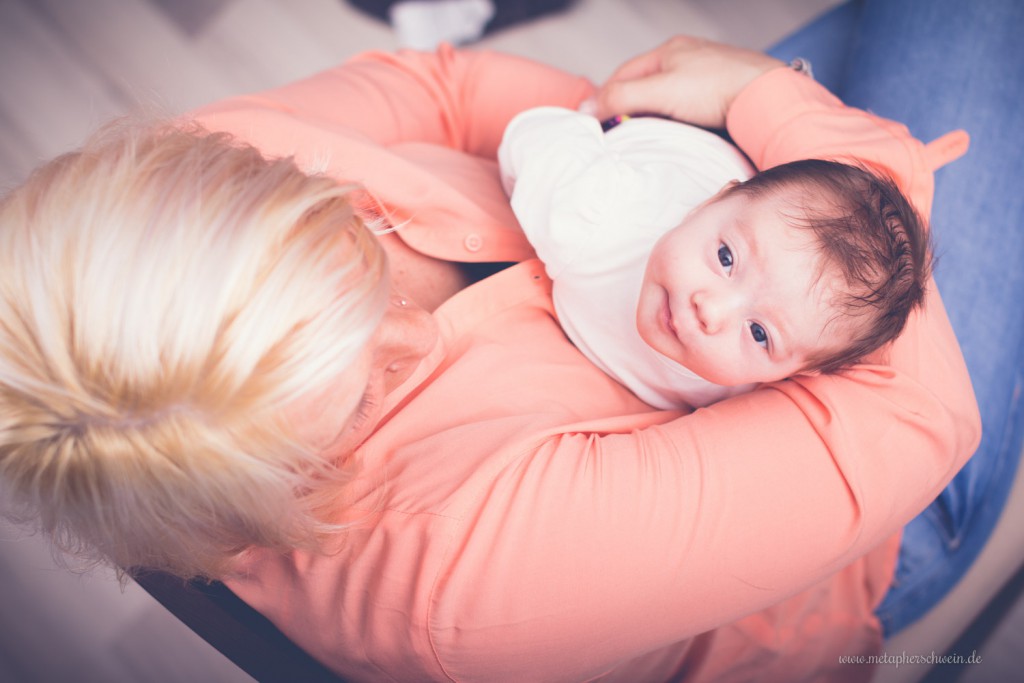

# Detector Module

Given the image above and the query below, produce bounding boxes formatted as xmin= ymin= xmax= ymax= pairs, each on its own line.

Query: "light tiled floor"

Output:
xmin=0 ymin=0 xmax=839 ymax=190
xmin=0 ymin=1 xmax=1020 ymax=682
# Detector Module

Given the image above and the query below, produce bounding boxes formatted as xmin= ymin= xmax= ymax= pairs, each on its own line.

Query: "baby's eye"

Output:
xmin=717 ymin=244 xmax=734 ymax=273
xmin=749 ymin=322 xmax=769 ymax=349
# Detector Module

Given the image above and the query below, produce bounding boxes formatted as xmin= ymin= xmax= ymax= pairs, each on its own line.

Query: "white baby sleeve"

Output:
xmin=498 ymin=106 xmax=631 ymax=278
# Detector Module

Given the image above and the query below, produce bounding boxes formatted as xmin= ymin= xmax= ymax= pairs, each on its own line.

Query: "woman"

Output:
xmin=0 ymin=3 xmax=1010 ymax=683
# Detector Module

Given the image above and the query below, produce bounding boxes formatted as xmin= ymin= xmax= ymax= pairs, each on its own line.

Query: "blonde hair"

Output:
xmin=0 ymin=119 xmax=388 ymax=579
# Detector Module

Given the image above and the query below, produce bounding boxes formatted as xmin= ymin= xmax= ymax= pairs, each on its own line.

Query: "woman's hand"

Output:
xmin=590 ymin=36 xmax=785 ymax=129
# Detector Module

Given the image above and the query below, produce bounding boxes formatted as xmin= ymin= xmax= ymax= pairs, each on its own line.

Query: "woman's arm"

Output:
xmin=190 ymin=47 xmax=596 ymax=306
xmin=432 ymin=42 xmax=981 ymax=678
xmin=194 ymin=45 xmax=594 ymax=160
xmin=592 ymin=35 xmax=967 ymax=216
xmin=728 ymin=66 xmax=944 ymax=217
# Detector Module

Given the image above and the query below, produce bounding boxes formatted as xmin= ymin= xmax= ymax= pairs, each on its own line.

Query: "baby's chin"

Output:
xmin=669 ymin=352 xmax=760 ymax=387
xmin=687 ymin=365 xmax=743 ymax=387
xmin=697 ymin=364 xmax=794 ymax=389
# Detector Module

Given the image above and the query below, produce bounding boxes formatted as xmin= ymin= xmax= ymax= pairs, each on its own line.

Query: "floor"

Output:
xmin=0 ymin=1 xmax=1020 ymax=681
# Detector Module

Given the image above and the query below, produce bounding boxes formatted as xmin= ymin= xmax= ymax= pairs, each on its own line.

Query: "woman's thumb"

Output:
xmin=594 ymin=73 xmax=676 ymax=121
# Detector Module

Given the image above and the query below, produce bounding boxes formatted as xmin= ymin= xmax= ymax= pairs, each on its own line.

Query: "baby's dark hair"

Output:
xmin=727 ymin=158 xmax=932 ymax=374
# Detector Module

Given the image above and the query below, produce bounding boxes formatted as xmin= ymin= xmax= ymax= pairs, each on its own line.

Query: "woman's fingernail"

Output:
xmin=578 ymin=97 xmax=598 ymax=116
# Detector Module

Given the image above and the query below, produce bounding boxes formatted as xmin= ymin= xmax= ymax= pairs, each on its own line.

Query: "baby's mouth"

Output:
xmin=665 ymin=307 xmax=679 ymax=336
xmin=662 ymin=293 xmax=682 ymax=342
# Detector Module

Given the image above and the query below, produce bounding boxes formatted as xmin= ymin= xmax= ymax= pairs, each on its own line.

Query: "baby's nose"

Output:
xmin=693 ymin=290 xmax=738 ymax=334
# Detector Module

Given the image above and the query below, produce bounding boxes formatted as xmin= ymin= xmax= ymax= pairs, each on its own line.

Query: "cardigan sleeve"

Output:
xmin=726 ymin=66 xmax=970 ymax=218
xmin=498 ymin=106 xmax=634 ymax=278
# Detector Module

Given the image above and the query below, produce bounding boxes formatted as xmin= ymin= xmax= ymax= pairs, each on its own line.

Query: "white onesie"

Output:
xmin=498 ymin=106 xmax=756 ymax=409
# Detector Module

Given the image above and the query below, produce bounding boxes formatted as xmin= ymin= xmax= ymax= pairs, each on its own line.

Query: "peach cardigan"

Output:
xmin=193 ymin=47 xmax=979 ymax=682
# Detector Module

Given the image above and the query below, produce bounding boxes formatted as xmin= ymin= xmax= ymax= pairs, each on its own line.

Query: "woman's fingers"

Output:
xmin=595 ymin=67 xmax=731 ymax=129
xmin=593 ymin=36 xmax=784 ymax=128
xmin=595 ymin=71 xmax=701 ymax=122
xmin=604 ymin=46 xmax=664 ymax=85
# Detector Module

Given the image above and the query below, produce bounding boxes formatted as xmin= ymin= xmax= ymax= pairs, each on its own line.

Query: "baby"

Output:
xmin=498 ymin=106 xmax=930 ymax=409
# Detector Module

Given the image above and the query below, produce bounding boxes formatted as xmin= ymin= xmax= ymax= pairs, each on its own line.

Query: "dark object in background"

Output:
xmin=347 ymin=0 xmax=576 ymax=39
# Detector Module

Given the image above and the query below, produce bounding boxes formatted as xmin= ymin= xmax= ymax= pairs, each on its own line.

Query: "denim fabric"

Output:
xmin=769 ymin=0 xmax=1024 ymax=636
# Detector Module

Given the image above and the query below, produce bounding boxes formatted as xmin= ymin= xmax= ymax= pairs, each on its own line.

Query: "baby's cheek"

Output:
xmin=684 ymin=350 xmax=725 ymax=383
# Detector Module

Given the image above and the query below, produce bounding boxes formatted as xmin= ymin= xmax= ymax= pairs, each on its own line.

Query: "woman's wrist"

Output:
xmin=725 ymin=64 xmax=834 ymax=171
xmin=787 ymin=57 xmax=814 ymax=79
xmin=718 ymin=55 xmax=789 ymax=122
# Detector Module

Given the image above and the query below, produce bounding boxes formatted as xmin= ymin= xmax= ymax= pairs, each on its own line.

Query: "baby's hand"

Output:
xmin=591 ymin=36 xmax=784 ymax=129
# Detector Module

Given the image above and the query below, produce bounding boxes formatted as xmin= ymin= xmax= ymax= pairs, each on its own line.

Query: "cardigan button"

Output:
xmin=463 ymin=233 xmax=484 ymax=252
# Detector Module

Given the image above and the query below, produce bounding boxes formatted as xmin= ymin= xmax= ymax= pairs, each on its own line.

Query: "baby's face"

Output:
xmin=637 ymin=186 xmax=845 ymax=387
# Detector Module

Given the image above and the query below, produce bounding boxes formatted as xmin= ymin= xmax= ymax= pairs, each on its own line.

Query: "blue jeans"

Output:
xmin=769 ymin=0 xmax=1024 ymax=636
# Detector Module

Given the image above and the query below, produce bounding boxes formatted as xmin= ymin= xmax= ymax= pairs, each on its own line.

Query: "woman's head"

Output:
xmin=0 ymin=120 xmax=389 ymax=578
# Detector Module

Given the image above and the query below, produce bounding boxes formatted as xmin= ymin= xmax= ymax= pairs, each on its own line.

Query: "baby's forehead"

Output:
xmin=782 ymin=276 xmax=863 ymax=363
xmin=729 ymin=189 xmax=825 ymax=255
xmin=741 ymin=208 xmax=853 ymax=332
